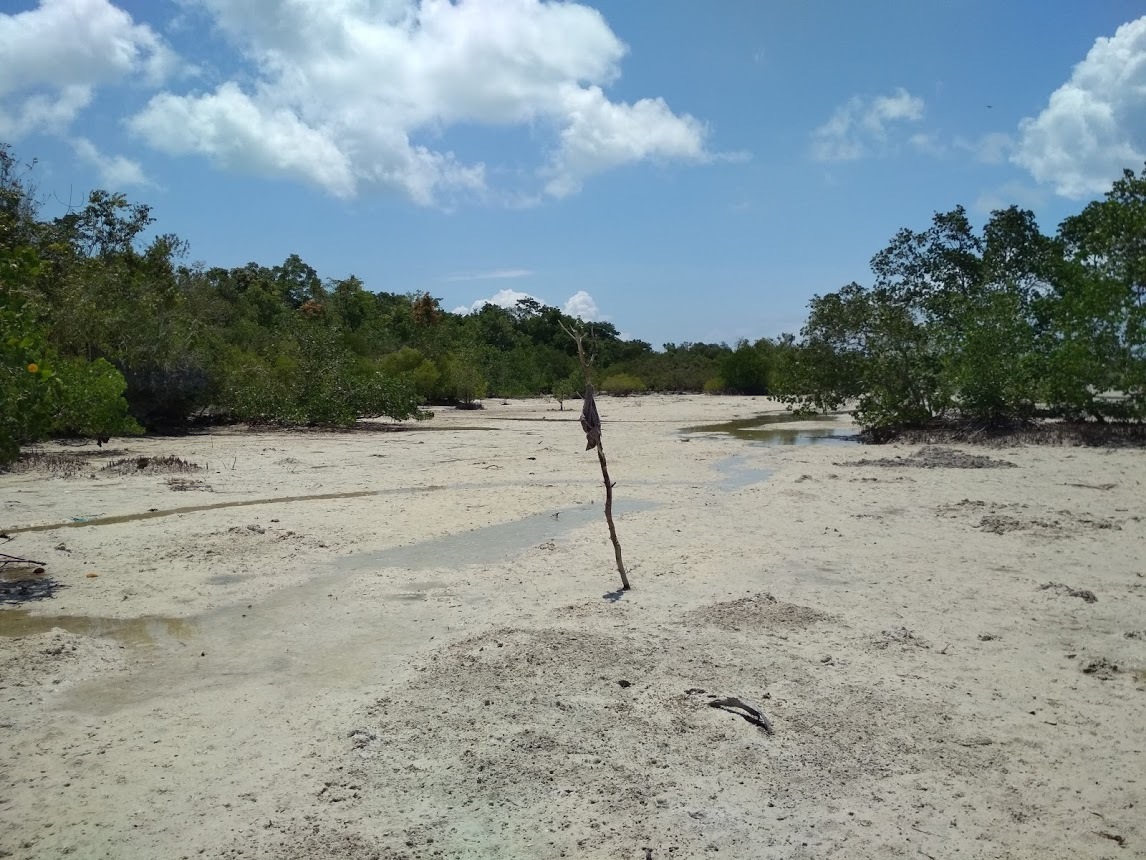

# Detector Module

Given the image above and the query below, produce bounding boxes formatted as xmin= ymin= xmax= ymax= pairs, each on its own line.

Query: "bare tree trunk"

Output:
xmin=560 ymin=321 xmax=630 ymax=591
xmin=595 ymin=438 xmax=629 ymax=589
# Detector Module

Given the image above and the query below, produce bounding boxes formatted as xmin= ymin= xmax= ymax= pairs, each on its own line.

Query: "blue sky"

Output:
xmin=2 ymin=0 xmax=1145 ymax=347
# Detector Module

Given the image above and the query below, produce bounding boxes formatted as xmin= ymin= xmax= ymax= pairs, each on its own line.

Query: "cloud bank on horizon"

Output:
xmin=452 ymin=287 xmax=603 ymax=323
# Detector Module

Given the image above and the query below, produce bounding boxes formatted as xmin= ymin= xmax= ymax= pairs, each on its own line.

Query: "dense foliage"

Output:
xmin=2 ymin=149 xmax=141 ymax=463
xmin=774 ymin=167 xmax=1146 ymax=434
xmin=5 ymin=136 xmax=1142 ymax=463
xmin=0 ymin=142 xmax=781 ymax=464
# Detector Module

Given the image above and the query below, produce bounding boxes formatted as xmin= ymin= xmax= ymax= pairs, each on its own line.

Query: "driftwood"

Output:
xmin=707 ymin=696 xmax=774 ymax=734
xmin=0 ymin=552 xmax=45 ymax=569
xmin=560 ymin=322 xmax=630 ymax=591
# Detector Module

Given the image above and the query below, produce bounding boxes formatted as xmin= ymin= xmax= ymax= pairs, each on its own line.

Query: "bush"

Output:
xmin=551 ymin=378 xmax=575 ymax=409
xmin=436 ymin=354 xmax=487 ymax=406
xmin=2 ymin=305 xmax=140 ymax=465
xmin=720 ymin=339 xmax=771 ymax=394
xmin=54 ymin=358 xmax=143 ymax=438
xmin=600 ymin=373 xmax=646 ymax=396
xmin=702 ymin=377 xmax=727 ymax=394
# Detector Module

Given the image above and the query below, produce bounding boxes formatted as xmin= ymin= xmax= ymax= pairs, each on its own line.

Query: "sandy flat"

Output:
xmin=0 ymin=395 xmax=1143 ymax=859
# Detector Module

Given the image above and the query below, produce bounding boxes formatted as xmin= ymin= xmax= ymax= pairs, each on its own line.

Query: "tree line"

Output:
xmin=4 ymin=139 xmax=1143 ymax=464
xmin=772 ymin=166 xmax=1146 ymax=436
xmin=1 ymin=143 xmax=776 ymax=464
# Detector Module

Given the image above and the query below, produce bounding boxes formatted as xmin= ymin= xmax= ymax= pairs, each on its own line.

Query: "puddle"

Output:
xmin=713 ymin=455 xmax=773 ymax=491
xmin=340 ymin=499 xmax=655 ymax=573
xmin=0 ymin=500 xmax=655 ymax=652
xmin=0 ymin=609 xmax=196 ymax=645
xmin=683 ymin=412 xmax=857 ymax=446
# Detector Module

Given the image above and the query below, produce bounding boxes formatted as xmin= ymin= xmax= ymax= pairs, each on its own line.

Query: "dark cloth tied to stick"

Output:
xmin=579 ymin=384 xmax=602 ymax=451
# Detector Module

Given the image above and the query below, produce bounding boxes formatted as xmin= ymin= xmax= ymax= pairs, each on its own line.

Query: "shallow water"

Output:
xmin=340 ymin=499 xmax=654 ymax=573
xmin=0 ymin=498 xmax=655 ymax=648
xmin=0 ymin=609 xmax=196 ymax=645
xmin=712 ymin=455 xmax=773 ymax=490
xmin=683 ymin=412 xmax=857 ymax=446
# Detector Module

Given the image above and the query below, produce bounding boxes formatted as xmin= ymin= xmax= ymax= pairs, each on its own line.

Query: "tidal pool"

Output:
xmin=682 ymin=412 xmax=858 ymax=446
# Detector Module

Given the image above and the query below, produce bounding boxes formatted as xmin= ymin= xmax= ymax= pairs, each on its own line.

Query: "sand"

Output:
xmin=0 ymin=395 xmax=1143 ymax=859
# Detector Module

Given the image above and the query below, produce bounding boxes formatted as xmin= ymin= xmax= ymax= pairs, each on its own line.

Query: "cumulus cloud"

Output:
xmin=543 ymin=86 xmax=708 ymax=198
xmin=453 ymin=287 xmax=604 ymax=321
xmin=129 ymin=83 xmax=360 ymax=197
xmin=563 ymin=290 xmax=601 ymax=321
xmin=811 ymin=88 xmax=925 ymax=161
xmin=72 ymin=137 xmax=153 ymax=188
xmin=1013 ymin=16 xmax=1146 ymax=198
xmin=128 ymin=0 xmax=711 ymax=204
xmin=0 ymin=0 xmax=177 ymax=138
xmin=453 ymin=288 xmax=541 ymax=315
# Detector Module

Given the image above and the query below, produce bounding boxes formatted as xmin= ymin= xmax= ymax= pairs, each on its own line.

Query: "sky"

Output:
xmin=2 ymin=0 xmax=1145 ymax=348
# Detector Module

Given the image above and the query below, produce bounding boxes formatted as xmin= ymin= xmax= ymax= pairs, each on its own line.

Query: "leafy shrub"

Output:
xmin=719 ymin=339 xmax=771 ymax=394
xmin=2 ymin=295 xmax=139 ymax=465
xmin=702 ymin=376 xmax=727 ymax=394
xmin=437 ymin=354 xmax=488 ymax=406
xmin=551 ymin=378 xmax=575 ymax=409
xmin=600 ymin=373 xmax=646 ymax=396
xmin=54 ymin=357 xmax=142 ymax=438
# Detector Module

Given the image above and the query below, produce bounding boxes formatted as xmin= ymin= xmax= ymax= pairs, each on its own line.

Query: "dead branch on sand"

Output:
xmin=560 ymin=320 xmax=630 ymax=591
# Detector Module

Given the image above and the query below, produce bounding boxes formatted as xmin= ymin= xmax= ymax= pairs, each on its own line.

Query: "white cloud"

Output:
xmin=954 ymin=131 xmax=1013 ymax=165
xmin=129 ymin=83 xmax=360 ymax=197
xmin=129 ymin=0 xmax=712 ymax=204
xmin=72 ymin=137 xmax=153 ymax=188
xmin=453 ymin=287 xmax=604 ymax=321
xmin=908 ymin=132 xmax=945 ymax=156
xmin=454 ymin=288 xmax=540 ymax=315
xmin=444 ymin=268 xmax=535 ymax=282
xmin=1013 ymin=16 xmax=1146 ymax=198
xmin=543 ymin=85 xmax=708 ymax=198
xmin=0 ymin=0 xmax=177 ymax=138
xmin=973 ymin=181 xmax=1047 ymax=215
xmin=811 ymin=88 xmax=925 ymax=161
xmin=563 ymin=290 xmax=601 ymax=321
xmin=0 ymin=84 xmax=91 ymax=139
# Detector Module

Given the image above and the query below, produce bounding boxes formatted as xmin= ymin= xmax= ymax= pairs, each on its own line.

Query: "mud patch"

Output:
xmin=845 ymin=446 xmax=1017 ymax=469
xmin=1039 ymin=582 xmax=1098 ymax=604
xmin=687 ymin=592 xmax=833 ymax=631
xmin=939 ymin=500 xmax=1122 ymax=538
xmin=101 ymin=455 xmax=202 ymax=476
xmin=1082 ymin=658 xmax=1121 ymax=681
xmin=167 ymin=477 xmax=213 ymax=492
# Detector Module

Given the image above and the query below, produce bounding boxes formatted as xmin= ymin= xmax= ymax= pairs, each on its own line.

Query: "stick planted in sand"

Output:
xmin=560 ymin=321 xmax=630 ymax=591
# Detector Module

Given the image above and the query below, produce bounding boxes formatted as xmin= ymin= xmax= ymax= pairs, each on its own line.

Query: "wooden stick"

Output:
xmin=595 ymin=437 xmax=629 ymax=589
xmin=560 ymin=321 xmax=630 ymax=591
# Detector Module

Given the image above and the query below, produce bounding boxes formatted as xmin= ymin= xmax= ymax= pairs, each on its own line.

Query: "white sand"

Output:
xmin=1 ymin=395 xmax=1143 ymax=859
